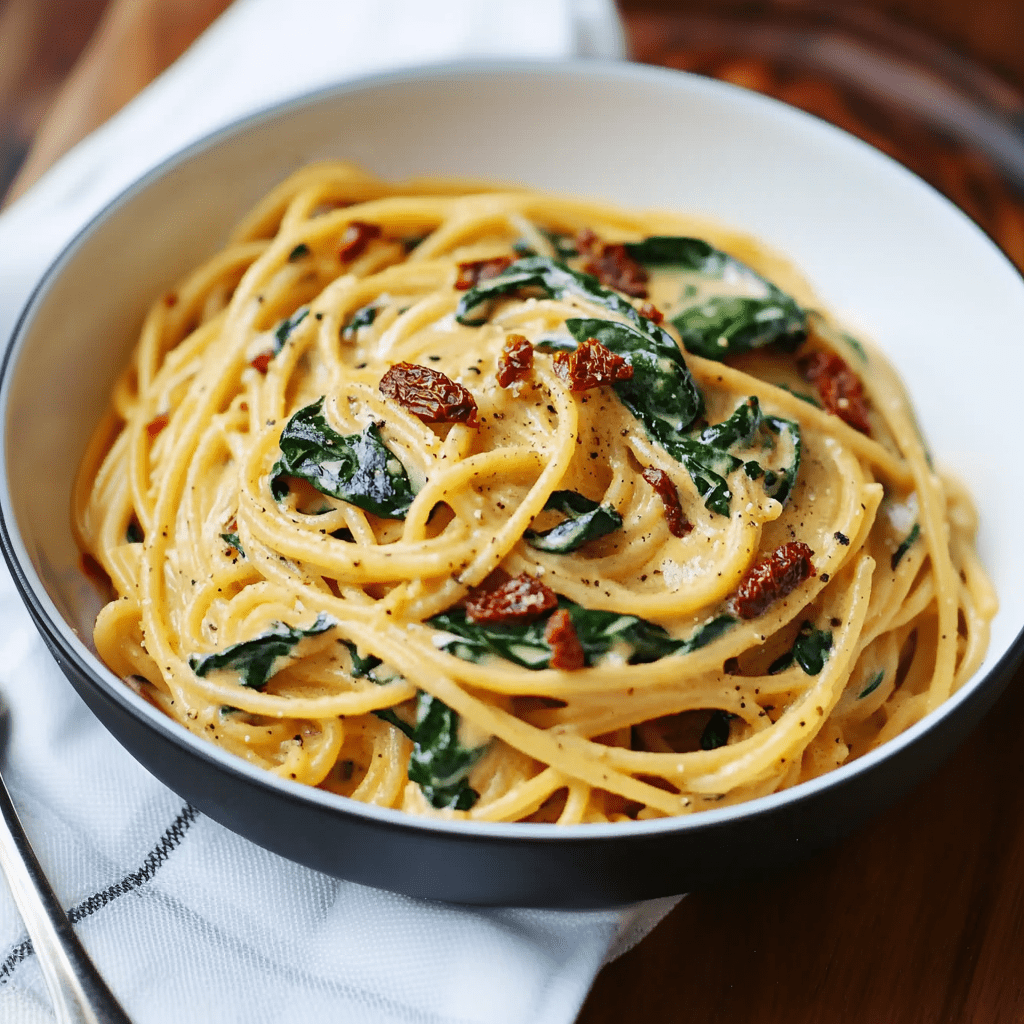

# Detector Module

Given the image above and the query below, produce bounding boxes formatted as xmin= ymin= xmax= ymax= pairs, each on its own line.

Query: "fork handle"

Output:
xmin=0 ymin=775 xmax=132 ymax=1023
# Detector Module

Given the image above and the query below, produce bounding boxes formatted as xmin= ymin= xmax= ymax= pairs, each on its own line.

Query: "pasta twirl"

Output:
xmin=74 ymin=163 xmax=995 ymax=824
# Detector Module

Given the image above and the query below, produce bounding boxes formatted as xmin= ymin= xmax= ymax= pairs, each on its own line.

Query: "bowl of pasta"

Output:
xmin=1 ymin=61 xmax=1022 ymax=907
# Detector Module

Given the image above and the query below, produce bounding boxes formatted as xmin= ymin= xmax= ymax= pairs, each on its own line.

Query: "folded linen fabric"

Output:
xmin=0 ymin=2 xmax=682 ymax=1022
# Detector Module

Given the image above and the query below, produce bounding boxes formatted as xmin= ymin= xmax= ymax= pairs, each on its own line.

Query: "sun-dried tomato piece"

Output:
xmin=544 ymin=609 xmax=585 ymax=670
xmin=146 ymin=413 xmax=169 ymax=438
xmin=250 ymin=350 xmax=273 ymax=374
xmin=454 ymin=256 xmax=514 ymax=290
xmin=730 ymin=541 xmax=816 ymax=619
xmin=641 ymin=468 xmax=692 ymax=538
xmin=338 ymin=220 xmax=381 ymax=262
xmin=637 ymin=300 xmax=664 ymax=324
xmin=799 ymin=351 xmax=871 ymax=434
xmin=553 ymin=339 xmax=633 ymax=392
xmin=576 ymin=228 xmax=648 ymax=298
xmin=497 ymin=333 xmax=534 ymax=388
xmin=465 ymin=573 xmax=558 ymax=625
xmin=379 ymin=362 xmax=479 ymax=426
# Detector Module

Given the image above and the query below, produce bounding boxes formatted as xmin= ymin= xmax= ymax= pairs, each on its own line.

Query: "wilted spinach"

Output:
xmin=189 ymin=613 xmax=335 ymax=690
xmin=622 ymin=236 xmax=806 ymax=360
xmin=700 ymin=710 xmax=734 ymax=750
xmin=600 ymin=387 xmax=800 ymax=517
xmin=271 ymin=398 xmax=415 ymax=519
xmin=340 ymin=640 xmax=382 ymax=679
xmin=564 ymin=316 xmax=705 ymax=450
xmin=376 ymin=692 xmax=487 ymax=810
xmin=430 ymin=598 xmax=734 ymax=670
xmin=858 ymin=670 xmax=885 ymax=699
xmin=524 ymin=490 xmax=622 ymax=553
xmin=891 ymin=523 xmax=921 ymax=570
xmin=273 ymin=305 xmax=310 ymax=351
xmin=340 ymin=303 xmax=378 ymax=340
xmin=219 ymin=532 xmax=244 ymax=557
xmin=768 ymin=621 xmax=833 ymax=676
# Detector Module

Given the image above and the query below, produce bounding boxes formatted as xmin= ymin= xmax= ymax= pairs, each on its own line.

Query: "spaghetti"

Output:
xmin=73 ymin=163 xmax=995 ymax=823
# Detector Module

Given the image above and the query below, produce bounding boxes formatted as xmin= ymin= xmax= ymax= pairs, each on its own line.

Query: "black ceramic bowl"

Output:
xmin=3 ymin=62 xmax=1023 ymax=908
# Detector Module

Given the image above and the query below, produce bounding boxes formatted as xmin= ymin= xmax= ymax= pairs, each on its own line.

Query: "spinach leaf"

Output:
xmin=700 ymin=710 xmax=734 ymax=750
xmin=407 ymin=693 xmax=486 ymax=809
xmin=665 ymin=435 xmax=745 ymax=518
xmin=542 ymin=229 xmax=579 ymax=259
xmin=891 ymin=523 xmax=921 ymax=570
xmin=701 ymin=399 xmax=801 ymax=507
xmin=377 ymin=694 xmax=486 ymax=810
xmin=621 ymin=236 xmax=807 ymax=360
xmin=220 ymin=532 xmax=244 ymax=557
xmin=273 ymin=305 xmax=310 ymax=351
xmin=126 ymin=520 xmax=143 ymax=543
xmin=189 ymin=613 xmax=335 ymax=690
xmin=565 ymin=317 xmax=704 ymax=445
xmin=768 ymin=621 xmax=833 ymax=676
xmin=511 ymin=230 xmax=579 ymax=260
xmin=288 ymin=243 xmax=310 ymax=262
xmin=341 ymin=303 xmax=378 ymax=340
xmin=340 ymin=640 xmax=382 ymax=679
xmin=623 ymin=236 xmax=735 ymax=271
xmin=756 ymin=416 xmax=802 ymax=507
xmin=431 ymin=598 xmax=734 ymax=670
xmin=533 ymin=334 xmax=578 ymax=353
xmin=858 ymin=670 xmax=885 ymax=699
xmin=696 ymin=395 xmax=763 ymax=450
xmin=524 ymin=490 xmax=623 ymax=553
xmin=271 ymin=398 xmax=415 ymax=519
xmin=672 ymin=296 xmax=806 ymax=361
xmin=454 ymin=256 xmax=704 ymax=429
xmin=842 ymin=332 xmax=868 ymax=362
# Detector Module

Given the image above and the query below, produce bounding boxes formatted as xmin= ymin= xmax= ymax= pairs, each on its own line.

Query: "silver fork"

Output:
xmin=0 ymin=694 xmax=132 ymax=1023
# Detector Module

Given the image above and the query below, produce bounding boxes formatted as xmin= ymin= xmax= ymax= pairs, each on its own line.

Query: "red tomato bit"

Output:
xmin=553 ymin=339 xmax=633 ymax=392
xmin=146 ymin=413 xmax=169 ymax=438
xmin=379 ymin=362 xmax=479 ymax=425
xmin=576 ymin=228 xmax=648 ymax=298
xmin=338 ymin=220 xmax=382 ymax=262
xmin=641 ymin=468 xmax=692 ymax=538
xmin=544 ymin=609 xmax=586 ymax=670
xmin=465 ymin=573 xmax=558 ymax=625
xmin=250 ymin=351 xmax=273 ymax=375
xmin=730 ymin=541 xmax=816 ymax=619
xmin=636 ymin=300 xmax=664 ymax=324
xmin=497 ymin=334 xmax=534 ymax=388
xmin=799 ymin=351 xmax=871 ymax=434
xmin=454 ymin=256 xmax=514 ymax=290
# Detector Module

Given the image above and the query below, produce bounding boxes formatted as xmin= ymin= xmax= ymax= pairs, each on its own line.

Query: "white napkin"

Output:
xmin=0 ymin=2 xmax=681 ymax=1022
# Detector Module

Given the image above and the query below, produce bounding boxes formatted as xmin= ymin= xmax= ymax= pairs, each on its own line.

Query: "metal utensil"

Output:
xmin=0 ymin=694 xmax=132 ymax=1023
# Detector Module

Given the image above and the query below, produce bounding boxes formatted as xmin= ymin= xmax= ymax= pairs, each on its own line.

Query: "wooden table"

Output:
xmin=3 ymin=2 xmax=1023 ymax=1020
